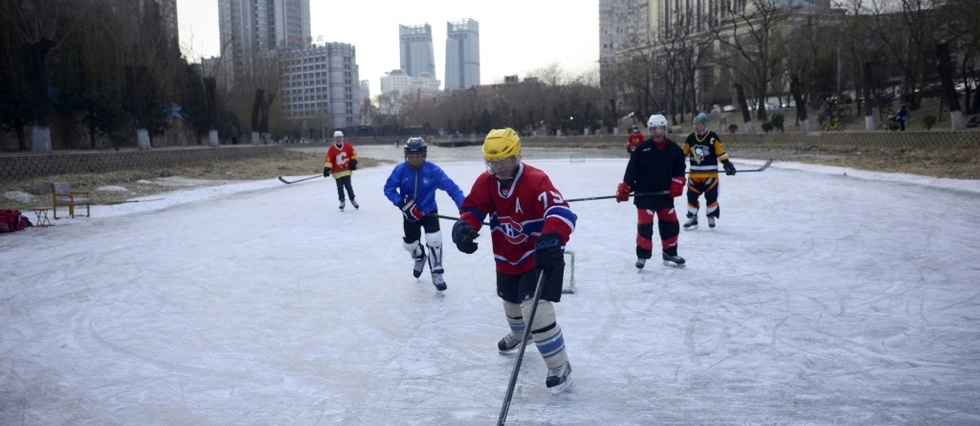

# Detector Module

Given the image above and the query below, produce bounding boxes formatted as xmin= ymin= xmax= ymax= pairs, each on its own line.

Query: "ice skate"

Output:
xmin=339 ymin=200 xmax=345 ymax=211
xmin=662 ymin=251 xmax=686 ymax=267
xmin=431 ymin=272 xmax=447 ymax=292
xmin=497 ymin=332 xmax=527 ymax=353
xmin=683 ymin=216 xmax=698 ymax=230
xmin=707 ymin=216 xmax=716 ymax=228
xmin=546 ymin=360 xmax=573 ymax=393
xmin=351 ymin=199 xmax=359 ymax=209
xmin=635 ymin=258 xmax=647 ymax=269
xmin=412 ymin=247 xmax=427 ymax=278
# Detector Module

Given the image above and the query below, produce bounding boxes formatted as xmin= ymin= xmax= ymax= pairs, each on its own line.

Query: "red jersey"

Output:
xmin=627 ymin=131 xmax=645 ymax=153
xmin=324 ymin=141 xmax=358 ymax=179
xmin=459 ymin=163 xmax=576 ymax=275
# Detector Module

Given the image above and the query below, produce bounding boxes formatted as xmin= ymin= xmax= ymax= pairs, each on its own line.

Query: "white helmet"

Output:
xmin=333 ymin=130 xmax=344 ymax=138
xmin=647 ymin=114 xmax=668 ymax=129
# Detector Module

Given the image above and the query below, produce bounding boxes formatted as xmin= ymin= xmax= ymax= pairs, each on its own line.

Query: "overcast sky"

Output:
xmin=176 ymin=0 xmax=601 ymax=97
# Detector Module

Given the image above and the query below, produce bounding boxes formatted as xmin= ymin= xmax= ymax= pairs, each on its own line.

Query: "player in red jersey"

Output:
xmin=323 ymin=131 xmax=359 ymax=211
xmin=451 ymin=128 xmax=576 ymax=392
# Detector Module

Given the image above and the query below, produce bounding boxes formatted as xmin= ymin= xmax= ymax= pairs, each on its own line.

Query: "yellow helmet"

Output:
xmin=482 ymin=128 xmax=521 ymax=161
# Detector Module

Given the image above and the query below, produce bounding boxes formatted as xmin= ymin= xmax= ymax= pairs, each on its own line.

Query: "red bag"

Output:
xmin=0 ymin=209 xmax=32 ymax=233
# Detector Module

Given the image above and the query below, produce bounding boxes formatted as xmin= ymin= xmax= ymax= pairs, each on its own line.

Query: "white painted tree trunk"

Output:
xmin=31 ymin=125 xmax=52 ymax=154
xmin=950 ymin=110 xmax=965 ymax=130
xmin=251 ymin=131 xmax=260 ymax=145
xmin=801 ymin=119 xmax=812 ymax=133
xmin=866 ymin=116 xmax=876 ymax=131
xmin=208 ymin=130 xmax=219 ymax=147
xmin=136 ymin=128 xmax=151 ymax=151
xmin=743 ymin=121 xmax=756 ymax=134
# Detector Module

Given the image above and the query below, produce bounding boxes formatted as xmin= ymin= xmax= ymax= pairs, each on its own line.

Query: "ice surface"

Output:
xmin=2 ymin=145 xmax=979 ymax=425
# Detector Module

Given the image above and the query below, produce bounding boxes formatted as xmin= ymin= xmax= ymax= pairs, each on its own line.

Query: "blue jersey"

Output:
xmin=384 ymin=161 xmax=465 ymax=214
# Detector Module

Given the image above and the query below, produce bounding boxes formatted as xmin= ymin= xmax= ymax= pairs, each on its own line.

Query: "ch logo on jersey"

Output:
xmin=496 ymin=216 xmax=528 ymax=244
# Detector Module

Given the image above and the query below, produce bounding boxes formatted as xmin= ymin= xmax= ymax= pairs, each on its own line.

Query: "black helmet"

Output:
xmin=405 ymin=137 xmax=427 ymax=157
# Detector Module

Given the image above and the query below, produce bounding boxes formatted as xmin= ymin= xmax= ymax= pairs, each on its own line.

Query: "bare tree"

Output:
xmin=711 ymin=0 xmax=798 ymax=125
xmin=0 ymin=0 xmax=77 ymax=153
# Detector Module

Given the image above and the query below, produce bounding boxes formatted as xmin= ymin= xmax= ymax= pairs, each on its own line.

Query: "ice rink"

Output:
xmin=2 ymin=144 xmax=979 ymax=425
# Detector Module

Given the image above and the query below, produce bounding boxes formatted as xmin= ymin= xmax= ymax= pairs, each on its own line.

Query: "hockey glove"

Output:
xmin=669 ymin=176 xmax=686 ymax=198
xmin=350 ymin=160 xmax=358 ymax=171
xmin=451 ymin=221 xmax=479 ymax=254
xmin=323 ymin=167 xmax=330 ymax=177
xmin=723 ymin=161 xmax=736 ymax=176
xmin=534 ymin=233 xmax=564 ymax=278
xmin=615 ymin=182 xmax=632 ymax=203
xmin=399 ymin=196 xmax=424 ymax=222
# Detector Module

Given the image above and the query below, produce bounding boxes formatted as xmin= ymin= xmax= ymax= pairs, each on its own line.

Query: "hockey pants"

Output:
xmin=635 ymin=207 xmax=679 ymax=259
xmin=686 ymin=176 xmax=720 ymax=218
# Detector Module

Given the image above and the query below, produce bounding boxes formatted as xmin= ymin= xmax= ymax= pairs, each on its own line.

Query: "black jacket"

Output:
xmin=622 ymin=138 xmax=687 ymax=210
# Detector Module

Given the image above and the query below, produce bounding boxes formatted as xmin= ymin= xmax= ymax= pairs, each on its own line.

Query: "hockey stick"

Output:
xmin=105 ymin=198 xmax=165 ymax=205
xmin=497 ymin=270 xmax=548 ymax=426
xmin=278 ymin=174 xmax=321 ymax=184
xmin=685 ymin=159 xmax=773 ymax=174
xmin=565 ymin=190 xmax=669 ymax=203
xmin=426 ymin=213 xmax=490 ymax=226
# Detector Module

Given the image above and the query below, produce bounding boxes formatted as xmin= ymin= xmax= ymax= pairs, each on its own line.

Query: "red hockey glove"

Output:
xmin=616 ymin=182 xmax=632 ymax=203
xmin=670 ymin=177 xmax=686 ymax=198
xmin=399 ymin=196 xmax=424 ymax=222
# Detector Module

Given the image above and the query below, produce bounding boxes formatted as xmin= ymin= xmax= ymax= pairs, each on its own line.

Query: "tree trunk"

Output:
xmin=936 ymin=43 xmax=965 ymax=130
xmin=125 ymin=66 xmax=152 ymax=150
xmin=790 ymin=74 xmax=810 ymax=133
xmin=863 ymin=62 xmax=876 ymax=131
xmin=16 ymin=126 xmax=27 ymax=151
xmin=203 ymin=77 xmax=220 ymax=147
xmin=735 ymin=83 xmax=755 ymax=134
xmin=25 ymin=38 xmax=53 ymax=153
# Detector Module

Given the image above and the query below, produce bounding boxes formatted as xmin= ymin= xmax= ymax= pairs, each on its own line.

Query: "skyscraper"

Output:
xmin=218 ymin=0 xmax=311 ymax=86
xmin=399 ymin=24 xmax=436 ymax=79
xmin=444 ymin=19 xmax=480 ymax=92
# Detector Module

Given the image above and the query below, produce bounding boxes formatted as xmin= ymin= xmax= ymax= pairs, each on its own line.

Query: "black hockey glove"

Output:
xmin=323 ymin=167 xmax=330 ymax=177
xmin=723 ymin=161 xmax=736 ymax=176
xmin=533 ymin=233 xmax=564 ymax=278
xmin=452 ymin=221 xmax=479 ymax=254
xmin=350 ymin=160 xmax=358 ymax=171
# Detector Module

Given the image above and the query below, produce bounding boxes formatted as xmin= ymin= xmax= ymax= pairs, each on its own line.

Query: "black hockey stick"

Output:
xmin=565 ymin=190 xmax=669 ymax=203
xmin=105 ymin=198 xmax=165 ymax=205
xmin=738 ymin=158 xmax=773 ymax=172
xmin=685 ymin=159 xmax=773 ymax=174
xmin=426 ymin=213 xmax=490 ymax=226
xmin=278 ymin=174 xmax=321 ymax=184
xmin=497 ymin=270 xmax=547 ymax=426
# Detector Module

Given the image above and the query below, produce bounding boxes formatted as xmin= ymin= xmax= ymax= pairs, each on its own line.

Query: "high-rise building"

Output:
xmin=218 ymin=0 xmax=311 ymax=86
xmin=598 ymin=0 xmax=649 ymax=70
xmin=279 ymin=43 xmax=361 ymax=131
xmin=149 ymin=0 xmax=179 ymax=46
xmin=444 ymin=19 xmax=480 ymax=92
xmin=399 ymin=24 xmax=436 ymax=79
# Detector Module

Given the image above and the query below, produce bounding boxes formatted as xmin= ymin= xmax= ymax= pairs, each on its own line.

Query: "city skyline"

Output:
xmin=176 ymin=0 xmax=600 ymax=97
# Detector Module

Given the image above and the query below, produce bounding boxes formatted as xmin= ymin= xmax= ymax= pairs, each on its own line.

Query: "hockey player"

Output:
xmin=626 ymin=125 xmax=644 ymax=153
xmin=616 ymin=114 xmax=687 ymax=269
xmin=451 ymin=128 xmax=576 ymax=392
xmin=383 ymin=137 xmax=465 ymax=291
xmin=682 ymin=113 xmax=736 ymax=230
xmin=324 ymin=130 xmax=359 ymax=211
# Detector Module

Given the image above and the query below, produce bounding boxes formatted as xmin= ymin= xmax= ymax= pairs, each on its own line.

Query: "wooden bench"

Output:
xmin=50 ymin=182 xmax=91 ymax=219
